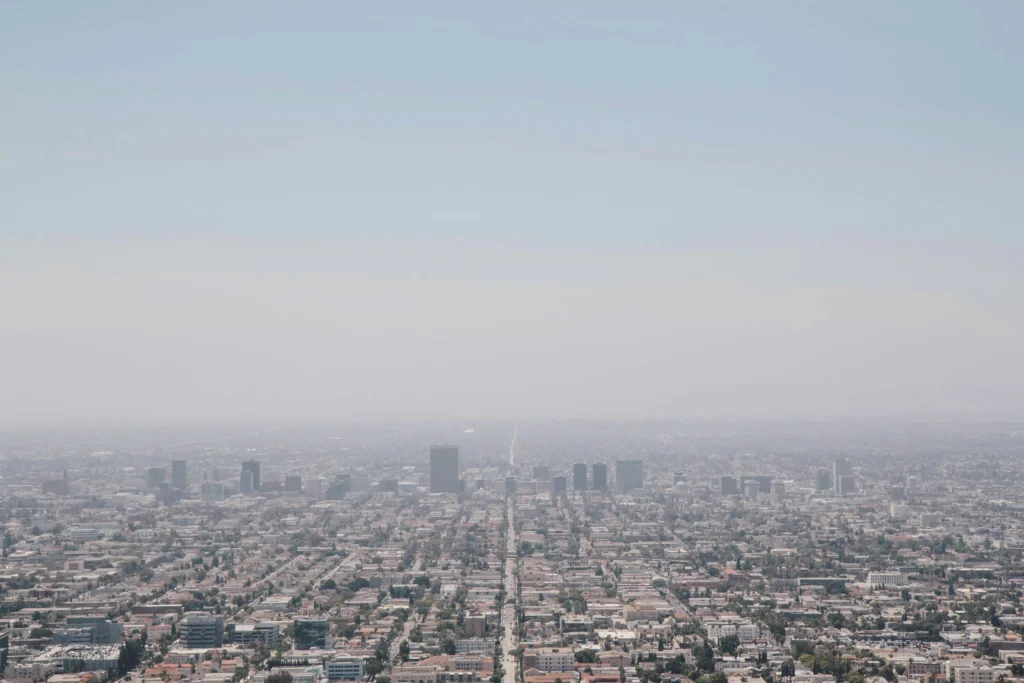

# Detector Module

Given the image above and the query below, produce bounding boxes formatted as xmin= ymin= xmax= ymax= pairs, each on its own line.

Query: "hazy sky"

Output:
xmin=2 ymin=2 xmax=1023 ymax=421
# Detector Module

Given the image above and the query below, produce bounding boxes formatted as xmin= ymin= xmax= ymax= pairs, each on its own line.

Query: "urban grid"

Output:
xmin=2 ymin=421 xmax=1024 ymax=683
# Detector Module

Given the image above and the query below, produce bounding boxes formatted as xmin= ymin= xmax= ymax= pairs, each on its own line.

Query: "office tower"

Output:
xmin=719 ymin=476 xmax=739 ymax=495
xmin=771 ymin=480 xmax=786 ymax=497
xmin=178 ymin=612 xmax=225 ymax=649
xmin=673 ymin=472 xmax=685 ymax=485
xmin=906 ymin=476 xmax=918 ymax=494
xmin=429 ymin=445 xmax=459 ymax=493
xmin=325 ymin=475 xmax=350 ymax=501
xmin=42 ymin=472 xmax=69 ymax=497
xmin=532 ymin=465 xmax=551 ymax=481
xmin=591 ymin=463 xmax=608 ymax=490
xmin=202 ymin=481 xmax=224 ymax=502
xmin=741 ymin=475 xmax=774 ymax=493
xmin=380 ymin=477 xmax=399 ymax=493
xmin=240 ymin=470 xmax=254 ymax=494
xmin=284 ymin=475 xmax=302 ymax=493
xmin=242 ymin=460 xmax=261 ymax=492
xmin=458 ymin=478 xmax=467 ymax=494
xmin=294 ymin=619 xmax=330 ymax=650
xmin=552 ymin=476 xmax=567 ymax=493
xmin=616 ymin=459 xmax=644 ymax=491
xmin=572 ymin=463 xmax=588 ymax=491
xmin=833 ymin=459 xmax=853 ymax=496
xmin=744 ymin=479 xmax=760 ymax=499
xmin=147 ymin=467 xmax=166 ymax=489
xmin=505 ymin=476 xmax=517 ymax=494
xmin=814 ymin=468 xmax=831 ymax=491
xmin=171 ymin=459 xmax=188 ymax=489
xmin=837 ymin=475 xmax=856 ymax=496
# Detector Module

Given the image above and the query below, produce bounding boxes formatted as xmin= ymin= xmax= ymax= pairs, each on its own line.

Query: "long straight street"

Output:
xmin=500 ymin=426 xmax=520 ymax=683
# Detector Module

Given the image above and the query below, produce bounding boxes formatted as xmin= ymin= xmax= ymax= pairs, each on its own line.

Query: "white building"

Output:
xmin=867 ymin=571 xmax=908 ymax=589
xmin=326 ymin=656 xmax=365 ymax=680
xmin=454 ymin=638 xmax=491 ymax=654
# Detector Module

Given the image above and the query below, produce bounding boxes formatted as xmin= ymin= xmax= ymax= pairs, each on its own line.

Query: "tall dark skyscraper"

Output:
xmin=552 ymin=476 xmax=567 ymax=493
xmin=242 ymin=460 xmax=261 ymax=492
xmin=147 ymin=467 xmax=166 ymax=489
xmin=615 ymin=459 xmax=644 ymax=491
xmin=720 ymin=476 xmax=740 ymax=494
xmin=591 ymin=462 xmax=608 ymax=490
xmin=833 ymin=458 xmax=852 ymax=496
xmin=532 ymin=465 xmax=551 ymax=481
xmin=429 ymin=445 xmax=459 ymax=493
xmin=572 ymin=463 xmax=588 ymax=491
xmin=171 ymin=459 xmax=188 ymax=489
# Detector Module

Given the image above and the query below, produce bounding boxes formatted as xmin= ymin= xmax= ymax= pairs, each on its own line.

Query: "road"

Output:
xmin=389 ymin=553 xmax=424 ymax=664
xmin=500 ymin=426 xmax=520 ymax=683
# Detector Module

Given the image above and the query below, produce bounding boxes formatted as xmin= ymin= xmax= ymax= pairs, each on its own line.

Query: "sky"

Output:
xmin=1 ymin=2 xmax=1023 ymax=422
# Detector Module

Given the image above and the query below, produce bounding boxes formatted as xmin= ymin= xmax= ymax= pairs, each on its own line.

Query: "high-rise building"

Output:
xmin=572 ymin=463 xmax=588 ymax=491
xmin=42 ymin=471 xmax=69 ymax=497
xmin=147 ymin=467 xmax=166 ymax=490
xmin=720 ymin=476 xmax=739 ymax=495
xmin=178 ymin=612 xmax=224 ymax=649
xmin=744 ymin=480 xmax=760 ymax=499
xmin=771 ymin=480 xmax=786 ymax=497
xmin=429 ymin=445 xmax=459 ymax=494
xmin=833 ymin=459 xmax=853 ymax=497
xmin=325 ymin=474 xmax=350 ymax=501
xmin=837 ymin=475 xmax=856 ymax=496
xmin=284 ymin=475 xmax=302 ymax=493
xmin=616 ymin=459 xmax=643 ymax=491
xmin=552 ymin=476 xmax=567 ymax=493
xmin=814 ymin=468 xmax=831 ymax=491
xmin=202 ymin=481 xmax=224 ymax=502
xmin=240 ymin=470 xmax=254 ymax=494
xmin=380 ymin=477 xmax=399 ymax=493
xmin=673 ymin=472 xmax=685 ymax=485
xmin=532 ymin=465 xmax=551 ymax=481
xmin=294 ymin=619 xmax=330 ymax=650
xmin=171 ymin=460 xmax=188 ymax=489
xmin=505 ymin=477 xmax=517 ymax=494
xmin=591 ymin=463 xmax=608 ymax=490
xmin=741 ymin=475 xmax=774 ymax=493
xmin=242 ymin=460 xmax=261 ymax=492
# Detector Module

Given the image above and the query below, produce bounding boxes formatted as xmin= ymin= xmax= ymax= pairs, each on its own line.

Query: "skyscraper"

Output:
xmin=429 ymin=445 xmax=459 ymax=494
xmin=532 ymin=465 xmax=551 ymax=481
xmin=240 ymin=470 xmax=254 ymax=494
xmin=242 ymin=460 xmax=261 ymax=492
xmin=284 ymin=475 xmax=302 ymax=493
xmin=572 ymin=463 xmax=588 ymax=491
xmin=552 ymin=476 xmax=567 ymax=493
xmin=615 ymin=459 xmax=644 ymax=491
xmin=591 ymin=463 xmax=608 ymax=490
xmin=833 ymin=459 xmax=852 ymax=497
xmin=147 ymin=467 xmax=166 ymax=490
xmin=171 ymin=459 xmax=188 ymax=489
xmin=720 ymin=476 xmax=739 ymax=494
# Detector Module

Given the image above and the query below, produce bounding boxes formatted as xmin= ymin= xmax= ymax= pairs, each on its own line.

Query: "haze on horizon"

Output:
xmin=2 ymin=2 xmax=1023 ymax=423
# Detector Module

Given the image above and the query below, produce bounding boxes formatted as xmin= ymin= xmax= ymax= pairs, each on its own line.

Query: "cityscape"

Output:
xmin=3 ymin=5 xmax=1023 ymax=683
xmin=3 ymin=420 xmax=1024 ymax=683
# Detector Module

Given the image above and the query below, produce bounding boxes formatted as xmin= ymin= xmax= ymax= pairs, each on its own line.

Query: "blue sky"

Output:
xmin=2 ymin=2 xmax=1023 ymax=421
